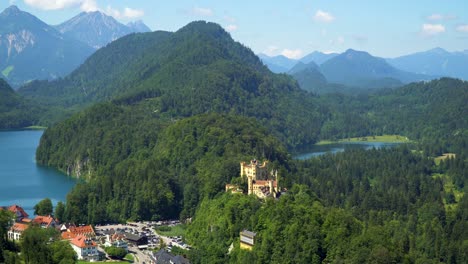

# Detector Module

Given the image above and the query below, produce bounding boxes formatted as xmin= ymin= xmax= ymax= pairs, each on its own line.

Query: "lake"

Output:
xmin=0 ymin=130 xmax=76 ymax=217
xmin=294 ymin=141 xmax=401 ymax=160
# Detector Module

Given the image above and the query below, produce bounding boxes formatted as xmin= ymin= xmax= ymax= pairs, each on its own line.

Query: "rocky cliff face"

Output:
xmin=56 ymin=11 xmax=151 ymax=49
xmin=0 ymin=5 xmax=93 ymax=87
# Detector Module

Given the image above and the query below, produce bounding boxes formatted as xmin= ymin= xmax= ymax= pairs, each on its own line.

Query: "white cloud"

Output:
xmin=427 ymin=14 xmax=443 ymax=21
xmin=314 ymin=9 xmax=335 ymax=23
xmin=122 ymin=7 xmax=144 ymax=19
xmin=263 ymin=45 xmax=279 ymax=56
xmin=281 ymin=49 xmax=303 ymax=59
xmin=427 ymin=13 xmax=457 ymax=21
xmin=80 ymin=0 xmax=96 ymax=12
xmin=456 ymin=24 xmax=468 ymax=33
xmin=191 ymin=7 xmax=213 ymax=17
xmin=23 ymin=0 xmax=96 ymax=11
xmin=105 ymin=5 xmax=144 ymax=19
xmin=9 ymin=0 xmax=16 ymax=5
xmin=225 ymin=24 xmax=238 ymax=32
xmin=421 ymin=23 xmax=445 ymax=36
xmin=337 ymin=36 xmax=345 ymax=45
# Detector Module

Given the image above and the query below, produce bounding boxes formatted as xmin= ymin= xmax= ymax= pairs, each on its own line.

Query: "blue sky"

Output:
xmin=1 ymin=0 xmax=468 ymax=59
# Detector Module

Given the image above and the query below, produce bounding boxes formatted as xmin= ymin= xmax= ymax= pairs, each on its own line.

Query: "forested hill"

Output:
xmin=18 ymin=21 xmax=269 ymax=108
xmin=318 ymin=78 xmax=468 ymax=155
xmin=23 ymin=21 xmax=326 ymax=148
xmin=0 ymin=78 xmax=42 ymax=128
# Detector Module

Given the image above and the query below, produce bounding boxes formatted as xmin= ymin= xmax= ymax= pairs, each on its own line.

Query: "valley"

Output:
xmin=0 ymin=2 xmax=467 ymax=264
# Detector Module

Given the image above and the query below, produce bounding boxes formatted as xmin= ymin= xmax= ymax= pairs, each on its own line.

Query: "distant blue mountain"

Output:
xmin=258 ymin=54 xmax=297 ymax=73
xmin=300 ymin=51 xmax=338 ymax=65
xmin=320 ymin=49 xmax=431 ymax=88
xmin=387 ymin=47 xmax=468 ymax=80
xmin=0 ymin=5 xmax=94 ymax=87
xmin=56 ymin=11 xmax=151 ymax=49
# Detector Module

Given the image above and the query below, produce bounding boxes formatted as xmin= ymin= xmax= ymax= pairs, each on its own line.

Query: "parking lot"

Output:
xmin=94 ymin=221 xmax=191 ymax=263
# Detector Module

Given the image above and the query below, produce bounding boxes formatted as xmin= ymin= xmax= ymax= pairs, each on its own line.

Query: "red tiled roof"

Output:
xmin=33 ymin=215 xmax=55 ymax=227
xmin=8 ymin=205 xmax=29 ymax=218
xmin=61 ymin=232 xmax=77 ymax=240
xmin=10 ymin=223 xmax=29 ymax=232
xmin=22 ymin=218 xmax=33 ymax=223
xmin=71 ymin=235 xmax=97 ymax=248
xmin=69 ymin=225 xmax=95 ymax=237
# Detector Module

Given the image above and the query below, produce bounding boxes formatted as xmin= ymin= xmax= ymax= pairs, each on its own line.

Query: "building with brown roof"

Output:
xmin=68 ymin=225 xmax=96 ymax=238
xmin=33 ymin=215 xmax=57 ymax=228
xmin=70 ymin=235 xmax=99 ymax=261
xmin=8 ymin=223 xmax=29 ymax=241
xmin=7 ymin=205 xmax=29 ymax=222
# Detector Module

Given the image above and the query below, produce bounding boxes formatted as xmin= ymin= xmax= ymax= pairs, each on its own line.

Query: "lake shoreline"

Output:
xmin=316 ymin=135 xmax=411 ymax=145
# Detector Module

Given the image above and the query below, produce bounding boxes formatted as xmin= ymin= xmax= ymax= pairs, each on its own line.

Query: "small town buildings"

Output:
xmin=104 ymin=233 xmax=128 ymax=252
xmin=240 ymin=230 xmax=256 ymax=250
xmin=151 ymin=249 xmax=190 ymax=264
xmin=33 ymin=215 xmax=57 ymax=228
xmin=7 ymin=223 xmax=29 ymax=241
xmin=70 ymin=235 xmax=100 ymax=261
xmin=124 ymin=232 xmax=148 ymax=249
xmin=61 ymin=224 xmax=95 ymax=241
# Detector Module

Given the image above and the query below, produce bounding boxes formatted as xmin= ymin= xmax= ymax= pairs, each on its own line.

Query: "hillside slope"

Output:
xmin=23 ymin=21 xmax=326 ymax=147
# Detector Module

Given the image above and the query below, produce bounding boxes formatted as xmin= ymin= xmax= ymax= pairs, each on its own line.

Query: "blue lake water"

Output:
xmin=0 ymin=130 xmax=76 ymax=217
xmin=294 ymin=141 xmax=401 ymax=160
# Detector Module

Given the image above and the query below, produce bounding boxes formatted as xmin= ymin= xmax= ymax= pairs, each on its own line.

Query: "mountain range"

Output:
xmin=261 ymin=47 xmax=468 ymax=93
xmin=387 ymin=47 xmax=468 ymax=81
xmin=0 ymin=5 xmax=94 ymax=88
xmin=0 ymin=5 xmax=150 ymax=87
xmin=55 ymin=11 xmax=151 ymax=49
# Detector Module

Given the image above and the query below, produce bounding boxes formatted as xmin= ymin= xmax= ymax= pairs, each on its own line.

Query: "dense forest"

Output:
xmin=186 ymin=147 xmax=467 ymax=263
xmin=0 ymin=78 xmax=44 ymax=129
xmin=39 ymin=113 xmax=289 ymax=223
xmin=1 ymin=21 xmax=467 ymax=263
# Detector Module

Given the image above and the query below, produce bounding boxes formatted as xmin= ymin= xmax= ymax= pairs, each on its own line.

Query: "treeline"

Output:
xmin=186 ymin=147 xmax=468 ymax=263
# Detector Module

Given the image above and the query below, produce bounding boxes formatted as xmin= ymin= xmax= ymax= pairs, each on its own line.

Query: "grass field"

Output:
xmin=317 ymin=135 xmax=410 ymax=145
xmin=155 ymin=224 xmax=187 ymax=237
xmin=24 ymin=126 xmax=47 ymax=130
xmin=434 ymin=153 xmax=456 ymax=165
xmin=78 ymin=261 xmax=130 ymax=264
xmin=432 ymin=173 xmax=464 ymax=211
xmin=2 ymin=66 xmax=14 ymax=77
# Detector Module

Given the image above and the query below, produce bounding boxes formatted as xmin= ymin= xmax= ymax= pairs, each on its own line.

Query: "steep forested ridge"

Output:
xmin=0 ymin=78 xmax=42 ymax=128
xmin=39 ymin=112 xmax=288 ymax=223
xmin=21 ymin=22 xmax=326 ymax=148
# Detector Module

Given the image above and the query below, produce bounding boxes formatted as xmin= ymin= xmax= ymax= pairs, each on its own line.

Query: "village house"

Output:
xmin=61 ymin=224 xmax=95 ymax=240
xmin=70 ymin=235 xmax=100 ymax=261
xmin=4 ymin=205 xmax=29 ymax=222
xmin=7 ymin=222 xmax=29 ymax=241
xmin=33 ymin=215 xmax=57 ymax=228
xmin=240 ymin=230 xmax=256 ymax=250
xmin=104 ymin=233 xmax=128 ymax=252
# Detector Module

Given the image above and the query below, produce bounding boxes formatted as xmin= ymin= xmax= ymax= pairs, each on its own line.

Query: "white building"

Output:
xmin=70 ymin=235 xmax=99 ymax=261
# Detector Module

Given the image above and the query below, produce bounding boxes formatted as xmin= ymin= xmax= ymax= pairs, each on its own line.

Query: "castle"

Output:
xmin=227 ymin=159 xmax=280 ymax=199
